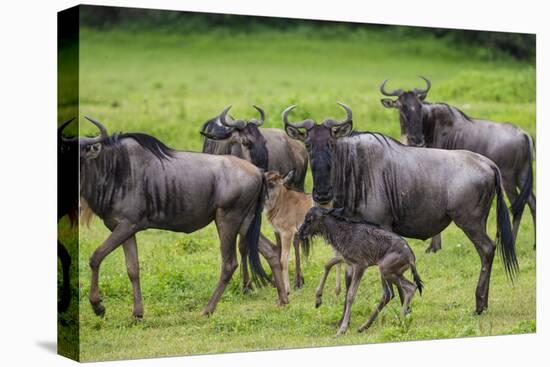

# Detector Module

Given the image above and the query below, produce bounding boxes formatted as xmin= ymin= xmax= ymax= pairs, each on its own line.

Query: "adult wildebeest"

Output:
xmin=57 ymin=117 xmax=79 ymax=312
xmin=380 ymin=77 xmax=536 ymax=250
xmin=200 ymin=105 xmax=308 ymax=189
xmin=264 ymin=169 xmax=313 ymax=292
xmin=63 ymin=117 xmax=288 ymax=318
xmin=200 ymin=105 xmax=310 ymax=291
xmin=283 ymin=102 xmax=518 ymax=314
xmin=298 ymin=207 xmax=423 ymax=336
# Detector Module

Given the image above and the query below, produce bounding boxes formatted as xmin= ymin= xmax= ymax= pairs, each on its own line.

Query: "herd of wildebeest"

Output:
xmin=58 ymin=77 xmax=535 ymax=336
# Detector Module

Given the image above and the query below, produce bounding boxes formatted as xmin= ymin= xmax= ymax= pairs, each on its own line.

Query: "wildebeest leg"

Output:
xmin=238 ymin=237 xmax=253 ymax=293
xmin=393 ymin=277 xmax=406 ymax=309
xmin=280 ymin=232 xmax=294 ymax=295
xmin=503 ymin=182 xmax=521 ymax=242
xmin=358 ymin=275 xmax=393 ymax=332
xmin=315 ymin=255 xmax=344 ymax=308
xmin=395 ymin=275 xmax=417 ymax=316
xmin=337 ymin=265 xmax=353 ymax=328
xmin=122 ymin=235 xmax=143 ymax=318
xmin=58 ymin=240 xmax=71 ymax=313
xmin=89 ymin=220 xmax=138 ymax=317
xmin=203 ymin=213 xmax=240 ymax=316
xmin=527 ymin=193 xmax=536 ymax=249
xmin=293 ymin=235 xmax=305 ymax=289
xmin=336 ymin=264 xmax=365 ymax=337
xmin=274 ymin=231 xmax=282 ymax=256
xmin=258 ymin=234 xmax=289 ymax=305
xmin=456 ymin=221 xmax=496 ymax=314
xmin=334 ymin=249 xmax=342 ymax=295
xmin=425 ymin=234 xmax=442 ymax=253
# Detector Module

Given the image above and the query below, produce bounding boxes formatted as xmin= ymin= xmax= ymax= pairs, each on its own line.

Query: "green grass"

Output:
xmin=58 ymin=27 xmax=535 ymax=362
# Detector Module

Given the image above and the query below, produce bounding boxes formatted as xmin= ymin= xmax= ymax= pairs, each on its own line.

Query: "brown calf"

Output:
xmin=264 ymin=170 xmax=313 ymax=294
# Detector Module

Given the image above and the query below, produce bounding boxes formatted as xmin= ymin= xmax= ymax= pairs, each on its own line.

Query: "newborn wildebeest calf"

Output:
xmin=298 ymin=207 xmax=423 ymax=336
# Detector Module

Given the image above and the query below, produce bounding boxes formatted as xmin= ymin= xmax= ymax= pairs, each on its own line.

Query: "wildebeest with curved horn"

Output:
xmin=283 ymin=102 xmax=518 ymax=314
xmin=200 ymin=105 xmax=308 ymax=189
xmin=63 ymin=117 xmax=288 ymax=318
xmin=200 ymin=105 xmax=309 ymax=290
xmin=380 ymin=76 xmax=536 ymax=250
xmin=57 ymin=117 xmax=79 ymax=312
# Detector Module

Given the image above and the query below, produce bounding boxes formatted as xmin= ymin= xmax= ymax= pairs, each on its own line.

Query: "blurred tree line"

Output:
xmin=78 ymin=5 xmax=535 ymax=61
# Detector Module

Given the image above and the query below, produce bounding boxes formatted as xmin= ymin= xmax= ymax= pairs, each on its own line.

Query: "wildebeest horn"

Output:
xmin=58 ymin=117 xmax=76 ymax=142
xmin=219 ymin=106 xmax=246 ymax=130
xmin=70 ymin=116 xmax=109 ymax=145
xmin=282 ymin=105 xmax=314 ymax=130
xmin=249 ymin=105 xmax=265 ymax=126
xmin=413 ymin=76 xmax=431 ymax=96
xmin=84 ymin=116 xmax=109 ymax=138
xmin=323 ymin=102 xmax=353 ymax=128
xmin=380 ymin=79 xmax=404 ymax=97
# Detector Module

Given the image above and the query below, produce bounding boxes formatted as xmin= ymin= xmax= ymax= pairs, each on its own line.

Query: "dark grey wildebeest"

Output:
xmin=57 ymin=117 xmax=79 ymax=312
xmin=380 ymin=77 xmax=536 ymax=251
xmin=63 ymin=117 xmax=288 ymax=318
xmin=200 ymin=105 xmax=309 ymax=290
xmin=200 ymin=105 xmax=308 ymax=189
xmin=283 ymin=103 xmax=518 ymax=314
xmin=298 ymin=207 xmax=423 ymax=336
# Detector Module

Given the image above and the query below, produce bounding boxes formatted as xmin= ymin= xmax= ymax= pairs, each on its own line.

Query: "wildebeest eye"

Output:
xmin=304 ymin=141 xmax=311 ymax=149
xmin=243 ymin=140 xmax=252 ymax=148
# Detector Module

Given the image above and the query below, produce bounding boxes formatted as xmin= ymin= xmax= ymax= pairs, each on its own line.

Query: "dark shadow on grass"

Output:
xmin=36 ymin=340 xmax=57 ymax=354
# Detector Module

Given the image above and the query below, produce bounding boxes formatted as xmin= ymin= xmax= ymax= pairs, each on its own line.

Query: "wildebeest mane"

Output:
xmin=110 ymin=132 xmax=175 ymax=161
xmin=352 ymin=131 xmax=402 ymax=147
xmin=425 ymin=102 xmax=473 ymax=122
xmin=327 ymin=210 xmax=381 ymax=228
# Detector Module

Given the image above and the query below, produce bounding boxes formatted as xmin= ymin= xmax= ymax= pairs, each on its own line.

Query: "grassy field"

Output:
xmin=58 ymin=26 xmax=536 ymax=362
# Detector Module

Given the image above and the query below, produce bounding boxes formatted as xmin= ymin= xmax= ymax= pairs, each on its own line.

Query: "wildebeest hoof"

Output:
xmin=242 ymin=283 xmax=254 ymax=294
xmin=91 ymin=302 xmax=105 ymax=317
xmin=315 ymin=298 xmax=322 ymax=308
xmin=335 ymin=328 xmax=347 ymax=337
xmin=474 ymin=307 xmax=486 ymax=315
xmin=294 ymin=277 xmax=305 ymax=289
xmin=278 ymin=295 xmax=289 ymax=306
xmin=334 ymin=287 xmax=341 ymax=296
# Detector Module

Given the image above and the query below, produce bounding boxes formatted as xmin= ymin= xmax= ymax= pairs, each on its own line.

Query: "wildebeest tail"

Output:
xmin=492 ymin=165 xmax=519 ymax=281
xmin=245 ymin=175 xmax=271 ymax=286
xmin=510 ymin=133 xmax=534 ymax=220
xmin=410 ymin=263 xmax=423 ymax=295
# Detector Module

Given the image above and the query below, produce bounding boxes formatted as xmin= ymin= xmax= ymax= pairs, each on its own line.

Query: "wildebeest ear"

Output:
xmin=380 ymin=98 xmax=397 ymax=108
xmin=282 ymin=169 xmax=295 ymax=185
xmin=331 ymin=122 xmax=353 ymax=138
xmin=285 ymin=126 xmax=307 ymax=141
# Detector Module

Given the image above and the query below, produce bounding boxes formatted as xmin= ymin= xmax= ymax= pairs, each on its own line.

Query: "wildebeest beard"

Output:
xmin=244 ymin=125 xmax=269 ymax=171
xmin=330 ymin=132 xmax=396 ymax=216
xmin=80 ymin=133 xmax=174 ymax=218
xmin=330 ymin=135 xmax=369 ymax=215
